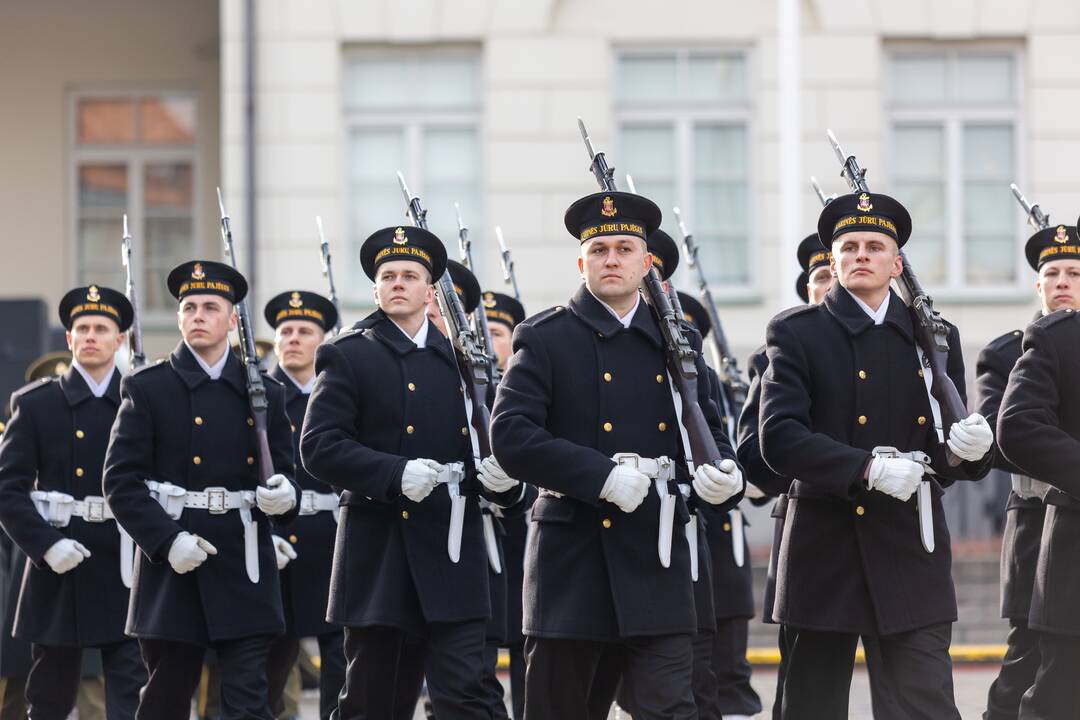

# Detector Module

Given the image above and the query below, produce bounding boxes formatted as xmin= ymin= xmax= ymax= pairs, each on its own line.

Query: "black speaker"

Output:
xmin=0 ymin=299 xmax=48 ymax=415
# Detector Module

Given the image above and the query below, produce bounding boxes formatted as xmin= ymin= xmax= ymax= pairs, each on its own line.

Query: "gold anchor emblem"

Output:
xmin=483 ymin=292 xmax=497 ymax=309
xmin=393 ymin=228 xmax=408 ymax=245
xmin=1055 ymin=225 xmax=1069 ymax=244
xmin=289 ymin=291 xmax=303 ymax=308
xmin=192 ymin=263 xmax=206 ymax=280
xmin=857 ymin=193 xmax=873 ymax=212
xmin=601 ymin=196 xmax=617 ymax=218
xmin=87 ymin=285 xmax=101 ymax=302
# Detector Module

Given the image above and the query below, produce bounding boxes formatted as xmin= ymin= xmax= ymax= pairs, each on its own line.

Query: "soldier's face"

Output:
xmin=488 ymin=322 xmax=513 ymax=369
xmin=807 ymin=265 xmax=835 ymax=305
xmin=831 ymin=232 xmax=903 ymax=294
xmin=177 ymin=295 xmax=237 ymax=350
xmin=274 ymin=320 xmax=323 ymax=373
xmin=1036 ymin=259 xmax=1080 ymax=313
xmin=373 ymin=261 xmax=434 ymax=321
xmin=578 ymin=235 xmax=652 ymax=304
xmin=66 ymin=316 xmax=124 ymax=371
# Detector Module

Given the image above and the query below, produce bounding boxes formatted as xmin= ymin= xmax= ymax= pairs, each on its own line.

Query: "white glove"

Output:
xmin=256 ymin=474 xmax=296 ymax=516
xmin=43 ymin=538 xmax=91 ymax=574
xmin=167 ymin=532 xmax=217 ymax=574
xmin=946 ymin=413 xmax=993 ymax=462
xmin=271 ymin=535 xmax=297 ymax=570
xmin=401 ymin=458 xmax=443 ymax=503
xmin=866 ymin=457 xmax=924 ymax=501
xmin=693 ymin=459 xmax=743 ymax=505
xmin=478 ymin=456 xmax=519 ymax=493
xmin=744 ymin=482 xmax=766 ymax=500
xmin=599 ymin=464 xmax=651 ymax=513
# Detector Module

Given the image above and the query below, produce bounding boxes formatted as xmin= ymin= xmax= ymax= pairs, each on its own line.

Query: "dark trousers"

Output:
xmin=524 ymin=634 xmax=696 ymax=720
xmin=25 ymin=641 xmax=145 ymax=720
xmin=985 ymin=620 xmax=1040 ymax=720
xmin=267 ymin=630 xmax=346 ymax=720
xmin=506 ymin=642 xmax=524 ymax=720
xmin=137 ymin=635 xmax=274 ymax=720
xmin=711 ymin=618 xmax=761 ymax=716
xmin=607 ymin=631 xmax=720 ymax=719
xmin=1017 ymin=631 xmax=1080 ymax=719
xmin=480 ymin=643 xmax=510 ymax=719
xmin=779 ymin=624 xmax=960 ymax=720
xmin=335 ymin=621 xmax=491 ymax=720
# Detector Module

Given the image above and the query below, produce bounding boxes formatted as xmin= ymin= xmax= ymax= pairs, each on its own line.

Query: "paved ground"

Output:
xmin=303 ymin=664 xmax=997 ymax=719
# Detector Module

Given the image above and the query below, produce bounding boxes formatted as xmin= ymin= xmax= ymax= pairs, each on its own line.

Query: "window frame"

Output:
xmin=884 ymin=43 xmax=1028 ymax=300
xmin=67 ymin=89 xmax=201 ymax=319
xmin=614 ymin=46 xmax=757 ymax=299
xmin=341 ymin=45 xmax=484 ymax=308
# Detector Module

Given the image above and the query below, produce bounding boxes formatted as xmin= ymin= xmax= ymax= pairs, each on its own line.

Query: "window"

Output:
xmin=71 ymin=93 xmax=198 ymax=312
xmin=616 ymin=50 xmax=751 ymax=290
xmin=344 ymin=48 xmax=481 ymax=299
xmin=887 ymin=48 xmax=1023 ymax=292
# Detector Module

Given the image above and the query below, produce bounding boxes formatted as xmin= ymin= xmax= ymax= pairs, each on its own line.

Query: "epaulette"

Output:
xmin=524 ymin=305 xmax=565 ymax=328
xmin=329 ymin=316 xmax=379 ymax=345
xmin=11 ymin=376 xmax=56 ymax=401
xmin=1032 ymin=307 xmax=1079 ymax=331
xmin=131 ymin=358 xmax=168 ymax=376
xmin=262 ymin=373 xmax=285 ymax=388
xmin=985 ymin=328 xmax=1023 ymax=352
xmin=771 ymin=303 xmax=818 ymax=325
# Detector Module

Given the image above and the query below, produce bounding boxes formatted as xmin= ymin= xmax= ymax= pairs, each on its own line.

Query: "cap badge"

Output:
xmin=87 ymin=285 xmax=101 ymax=302
xmin=289 ymin=291 xmax=303 ymax=308
xmin=601 ymin=196 xmax=617 ymax=218
xmin=483 ymin=292 xmax=497 ymax=309
xmin=1055 ymin=225 xmax=1069 ymax=244
xmin=192 ymin=263 xmax=206 ymax=280
xmin=393 ymin=228 xmax=408 ymax=245
xmin=857 ymin=193 xmax=873 ymax=212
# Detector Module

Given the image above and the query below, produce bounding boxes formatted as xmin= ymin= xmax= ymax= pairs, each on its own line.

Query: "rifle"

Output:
xmin=810 ymin=176 xmax=837 ymax=207
xmin=1009 ymin=184 xmax=1051 ymax=231
xmin=494 ymin=226 xmax=521 ymax=301
xmin=396 ymin=173 xmax=492 ymax=461
xmin=671 ymin=206 xmax=749 ymax=415
xmin=216 ymin=188 xmax=273 ymax=486
xmin=455 ymin=202 xmax=501 ymax=385
xmin=576 ymin=118 xmax=727 ymax=471
xmin=120 ymin=214 xmax=147 ymax=370
xmin=315 ymin=216 xmax=344 ymax=333
xmin=825 ymin=130 xmax=966 ymax=466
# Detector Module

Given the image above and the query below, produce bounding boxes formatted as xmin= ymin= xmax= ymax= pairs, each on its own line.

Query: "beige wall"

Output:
xmin=0 ymin=0 xmax=220 ymax=359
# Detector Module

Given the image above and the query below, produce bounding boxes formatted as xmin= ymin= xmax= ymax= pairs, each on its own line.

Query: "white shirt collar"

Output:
xmin=282 ymin=368 xmax=315 ymax=395
xmin=185 ymin=342 xmax=230 ymax=380
xmin=847 ymin=289 xmax=890 ymax=326
xmin=591 ymin=290 xmax=641 ymax=329
xmin=390 ymin=316 xmax=430 ymax=349
xmin=71 ymin=359 xmax=115 ymax=398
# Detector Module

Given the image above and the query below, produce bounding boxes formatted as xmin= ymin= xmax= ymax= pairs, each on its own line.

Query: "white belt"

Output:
xmin=31 ymin=490 xmax=113 ymax=526
xmin=145 ymin=480 xmax=260 ymax=584
xmin=612 ymin=453 xmax=677 ymax=568
xmin=433 ymin=462 xmax=467 ymax=564
xmin=298 ymin=490 xmax=339 ymax=516
xmin=30 ymin=490 xmax=134 ymax=589
xmin=871 ymin=446 xmax=935 ymax=553
xmin=1011 ymin=474 xmax=1051 ymax=501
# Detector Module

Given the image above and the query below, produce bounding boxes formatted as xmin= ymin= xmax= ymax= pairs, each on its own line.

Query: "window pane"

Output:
xmin=139 ymin=97 xmax=196 ymax=144
xmin=345 ymin=57 xmax=411 ymax=110
xmin=895 ymin=179 xmax=947 ymax=284
xmin=686 ymin=55 xmax=747 ymax=103
xmin=620 ymin=124 xmax=675 ymax=181
xmin=79 ymin=164 xmax=127 ymax=212
xmin=618 ymin=55 xmax=678 ymax=105
xmin=77 ymin=163 xmax=127 ymax=289
xmin=348 ymin=128 xmax=406 ymax=290
xmin=900 ymin=232 xmax=947 ymax=285
xmin=966 ymin=235 xmax=1015 ymax=284
xmin=694 ymin=181 xmax=748 ymax=285
xmin=963 ymin=125 xmax=1014 ymax=285
xmin=893 ymin=125 xmax=945 ymax=178
xmin=890 ymin=55 xmax=947 ymax=104
xmin=77 ymin=99 xmax=135 ymax=144
xmin=417 ymin=56 xmax=480 ymax=109
xmin=956 ymin=56 xmax=1014 ymax=103
xmin=695 ymin=123 xmax=746 ymax=177
xmin=144 ymin=163 xmax=194 ymax=310
xmin=963 ymin=125 xmax=1012 ymax=179
xmin=423 ymin=127 xmax=480 ymax=251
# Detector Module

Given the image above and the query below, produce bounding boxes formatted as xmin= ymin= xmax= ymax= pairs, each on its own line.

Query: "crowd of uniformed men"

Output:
xmin=0 ymin=155 xmax=1077 ymax=720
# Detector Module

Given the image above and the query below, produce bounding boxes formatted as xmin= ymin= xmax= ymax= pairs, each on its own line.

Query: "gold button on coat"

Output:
xmin=858 ymin=415 xmax=867 ymax=425
xmin=408 ymin=382 xmax=416 ymax=391
xmin=247 ymin=418 xmax=254 ymax=427
xmin=194 ymin=417 xmax=203 ymax=426
xmin=917 ymin=416 xmax=927 ymax=425
xmin=289 ymin=535 xmax=298 ymax=544
xmin=461 ymin=427 xmax=468 ymax=435
xmin=602 ymin=518 xmax=612 ymax=529
xmin=858 ymin=370 xmax=867 ymax=380
xmin=603 ymin=372 xmax=612 ymax=382
xmin=291 ymin=425 xmax=296 ymax=433
xmin=655 ymin=375 xmax=664 ymax=383
xmin=917 ymin=369 xmax=924 ymax=378
xmin=856 ymin=506 xmax=865 ymax=516
xmin=723 ymin=522 xmax=731 ymax=532
xmin=603 ymin=422 xmax=613 ymax=432
xmin=193 ymin=456 xmax=202 ymax=465
xmin=658 ymin=422 xmax=667 ymax=432
xmin=75 ymin=468 xmax=84 ymax=477
xmin=75 ymin=430 xmax=85 ymax=439
xmin=406 ymin=425 xmax=415 ymax=434
xmin=247 ymin=457 xmax=254 ymax=465
xmin=401 ymin=511 xmax=409 ymax=520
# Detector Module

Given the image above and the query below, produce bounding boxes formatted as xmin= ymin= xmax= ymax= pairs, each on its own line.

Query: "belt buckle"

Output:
xmin=85 ymin=497 xmax=106 ymax=522
xmin=207 ymin=488 xmax=227 ymax=514
xmin=657 ymin=456 xmax=674 ymax=483
xmin=299 ymin=490 xmax=317 ymax=515
xmin=612 ymin=452 xmax=642 ymax=471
